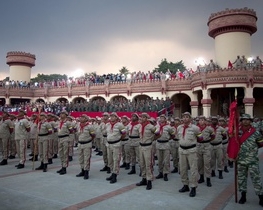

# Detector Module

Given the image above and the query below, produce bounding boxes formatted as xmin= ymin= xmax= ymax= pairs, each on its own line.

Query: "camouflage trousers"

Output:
xmin=237 ymin=162 xmax=263 ymax=195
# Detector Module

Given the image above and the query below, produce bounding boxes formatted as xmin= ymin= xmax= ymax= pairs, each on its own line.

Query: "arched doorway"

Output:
xmin=10 ymin=98 xmax=30 ymax=105
xmin=72 ymin=97 xmax=86 ymax=104
xmin=90 ymin=96 xmax=106 ymax=103
xmin=56 ymin=97 xmax=69 ymax=104
xmin=133 ymin=94 xmax=151 ymax=103
xmin=171 ymin=93 xmax=191 ymax=117
xmin=111 ymin=95 xmax=128 ymax=103
xmin=253 ymin=87 xmax=263 ymax=117
xmin=0 ymin=98 xmax=6 ymax=106
xmin=35 ymin=98 xmax=45 ymax=103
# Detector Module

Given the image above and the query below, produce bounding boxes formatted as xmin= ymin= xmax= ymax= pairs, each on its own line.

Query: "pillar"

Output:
xmin=201 ymin=89 xmax=213 ymax=117
xmin=190 ymin=101 xmax=199 ymax=118
xmin=243 ymin=87 xmax=255 ymax=116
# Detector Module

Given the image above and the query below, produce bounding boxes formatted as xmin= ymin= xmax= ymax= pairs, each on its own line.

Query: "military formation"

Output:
xmin=0 ymin=110 xmax=263 ymax=207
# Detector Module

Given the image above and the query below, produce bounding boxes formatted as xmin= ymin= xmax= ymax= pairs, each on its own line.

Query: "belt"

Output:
xmin=103 ymin=135 xmax=107 ymax=137
xmin=78 ymin=139 xmax=92 ymax=144
xmin=222 ymin=141 xmax=228 ymax=145
xmin=200 ymin=140 xmax=211 ymax=143
xmin=173 ymin=138 xmax=179 ymax=141
xmin=140 ymin=142 xmax=152 ymax=147
xmin=108 ymin=139 xmax=121 ymax=144
xmin=58 ymin=134 xmax=69 ymax=138
xmin=122 ymin=138 xmax=129 ymax=141
xmin=180 ymin=144 xmax=196 ymax=150
xmin=129 ymin=136 xmax=140 ymax=139
xmin=157 ymin=140 xmax=169 ymax=143
xmin=210 ymin=142 xmax=222 ymax=146
xmin=38 ymin=133 xmax=49 ymax=137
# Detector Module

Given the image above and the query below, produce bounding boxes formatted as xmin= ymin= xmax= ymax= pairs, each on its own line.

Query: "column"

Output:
xmin=243 ymin=87 xmax=254 ymax=116
xmin=190 ymin=101 xmax=199 ymax=118
xmin=5 ymin=97 xmax=10 ymax=105
xmin=201 ymin=89 xmax=213 ymax=117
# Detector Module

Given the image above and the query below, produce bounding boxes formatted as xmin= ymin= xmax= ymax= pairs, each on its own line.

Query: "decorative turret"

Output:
xmin=6 ymin=51 xmax=36 ymax=83
xmin=207 ymin=7 xmax=257 ymax=68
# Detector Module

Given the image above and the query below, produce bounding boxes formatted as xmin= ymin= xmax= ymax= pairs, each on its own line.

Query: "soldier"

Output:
xmin=46 ymin=113 xmax=57 ymax=164
xmin=197 ymin=116 xmax=215 ymax=187
xmin=14 ymin=109 xmax=31 ymax=169
xmin=236 ymin=114 xmax=263 ymax=206
xmin=218 ymin=117 xmax=229 ymax=173
xmin=76 ymin=114 xmax=95 ymax=180
xmin=241 ymin=55 xmax=248 ymax=69
xmin=99 ymin=112 xmax=111 ymax=173
xmin=210 ymin=116 xmax=227 ymax=179
xmin=28 ymin=114 xmax=38 ymax=162
xmin=177 ymin=112 xmax=203 ymax=197
xmin=67 ymin=116 xmax=76 ymax=162
xmin=0 ymin=111 xmax=14 ymax=165
xmin=105 ymin=112 xmax=126 ymax=184
xmin=120 ymin=115 xmax=131 ymax=170
xmin=136 ymin=113 xmax=157 ymax=190
xmin=169 ymin=117 xmax=181 ymax=173
xmin=127 ymin=113 xmax=140 ymax=175
xmin=52 ymin=115 xmax=59 ymax=159
xmin=155 ymin=114 xmax=175 ymax=181
xmin=254 ymin=56 xmax=262 ymax=69
xmin=94 ymin=117 xmax=102 ymax=156
xmin=56 ymin=111 xmax=74 ymax=175
xmin=8 ymin=114 xmax=17 ymax=159
xmin=35 ymin=113 xmax=53 ymax=172
xmin=232 ymin=55 xmax=242 ymax=68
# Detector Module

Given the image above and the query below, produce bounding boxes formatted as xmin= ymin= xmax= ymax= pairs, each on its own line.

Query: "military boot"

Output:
xmin=171 ymin=167 xmax=178 ymax=173
xmin=0 ymin=159 xmax=8 ymax=165
xmin=238 ymin=192 xmax=246 ymax=204
xmin=228 ymin=160 xmax=233 ymax=168
xmin=136 ymin=178 xmax=147 ymax=186
xmin=29 ymin=155 xmax=38 ymax=161
xmin=107 ymin=166 xmax=111 ymax=174
xmin=59 ymin=167 xmax=67 ymax=175
xmin=100 ymin=165 xmax=108 ymax=172
xmin=259 ymin=194 xmax=263 ymax=207
xmin=218 ymin=170 xmax=223 ymax=179
xmin=206 ymin=178 xmax=212 ymax=187
xmin=48 ymin=158 xmax=53 ymax=164
xmin=57 ymin=168 xmax=63 ymax=173
xmin=120 ymin=162 xmax=126 ymax=168
xmin=35 ymin=162 xmax=44 ymax=170
xmin=43 ymin=164 xmax=47 ymax=172
xmin=128 ymin=166 xmax=136 ymax=175
xmin=146 ymin=181 xmax=152 ymax=190
xmin=53 ymin=154 xmax=58 ymax=159
xmin=106 ymin=173 xmax=113 ymax=181
xmin=76 ymin=169 xmax=85 ymax=177
xmin=163 ymin=174 xmax=168 ymax=181
xmin=198 ymin=174 xmax=204 ymax=183
xmin=211 ymin=170 xmax=216 ymax=177
xmin=189 ymin=187 xmax=196 ymax=197
xmin=125 ymin=163 xmax=130 ymax=170
xmin=155 ymin=172 xmax=163 ymax=179
xmin=110 ymin=173 xmax=117 ymax=184
xmin=84 ymin=170 xmax=89 ymax=180
xmin=224 ymin=166 xmax=229 ymax=173
xmin=68 ymin=156 xmax=73 ymax=162
xmin=179 ymin=185 xmax=190 ymax=193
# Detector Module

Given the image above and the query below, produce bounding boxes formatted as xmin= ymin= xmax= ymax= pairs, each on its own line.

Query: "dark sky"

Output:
xmin=0 ymin=0 xmax=262 ymax=79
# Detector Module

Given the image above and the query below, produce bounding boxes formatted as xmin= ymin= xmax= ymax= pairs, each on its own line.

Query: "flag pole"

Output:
xmin=234 ymin=88 xmax=238 ymax=203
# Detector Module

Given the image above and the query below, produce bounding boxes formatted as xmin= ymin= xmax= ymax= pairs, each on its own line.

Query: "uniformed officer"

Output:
xmin=14 ymin=109 xmax=31 ymax=169
xmin=8 ymin=114 xmax=17 ymax=159
xmin=120 ymin=115 xmax=131 ymax=170
xmin=218 ymin=117 xmax=229 ymax=173
xmin=177 ymin=112 xmax=203 ymax=197
xmin=76 ymin=114 xmax=95 ymax=179
xmin=67 ymin=116 xmax=76 ymax=162
xmin=28 ymin=114 xmax=38 ymax=162
xmin=0 ymin=111 xmax=14 ymax=165
xmin=52 ymin=114 xmax=59 ymax=159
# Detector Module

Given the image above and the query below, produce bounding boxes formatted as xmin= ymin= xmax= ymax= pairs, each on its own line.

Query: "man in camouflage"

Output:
xmin=236 ymin=114 xmax=263 ymax=207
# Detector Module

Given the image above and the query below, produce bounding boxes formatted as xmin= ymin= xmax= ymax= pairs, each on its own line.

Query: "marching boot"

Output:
xmin=110 ymin=173 xmax=117 ymax=184
xmin=128 ymin=166 xmax=136 ymax=175
xmin=0 ymin=159 xmax=8 ymax=165
xmin=29 ymin=153 xmax=34 ymax=157
xmin=8 ymin=155 xmax=15 ymax=159
xmin=198 ymin=174 xmax=204 ymax=183
xmin=76 ymin=169 xmax=85 ymax=177
xmin=206 ymin=178 xmax=212 ymax=187
xmin=68 ymin=156 xmax=73 ymax=162
xmin=120 ymin=162 xmax=126 ymax=168
xmin=84 ymin=170 xmax=89 ymax=180
xmin=57 ymin=168 xmax=63 ymax=173
xmin=163 ymin=174 xmax=168 ymax=181
xmin=98 ymin=151 xmax=103 ymax=156
xmin=146 ymin=180 xmax=152 ymax=190
xmin=35 ymin=162 xmax=44 ymax=170
xmin=211 ymin=170 xmax=216 ymax=177
xmin=100 ymin=165 xmax=108 ymax=172
xmin=29 ymin=155 xmax=38 ymax=161
xmin=53 ymin=154 xmax=58 ymax=159
xmin=136 ymin=178 xmax=147 ymax=186
xmin=106 ymin=173 xmax=114 ymax=181
xmin=218 ymin=170 xmax=223 ymax=179
xmin=179 ymin=185 xmax=190 ymax=193
xmin=155 ymin=172 xmax=163 ymax=179
xmin=17 ymin=163 xmax=24 ymax=169
xmin=171 ymin=167 xmax=178 ymax=173
xmin=59 ymin=167 xmax=67 ymax=175
xmin=125 ymin=163 xmax=130 ymax=170
xmin=189 ymin=187 xmax=196 ymax=197
xmin=238 ymin=192 xmax=246 ymax=204
xmin=43 ymin=164 xmax=47 ymax=172
xmin=107 ymin=166 xmax=111 ymax=174
xmin=224 ymin=166 xmax=229 ymax=173
xmin=228 ymin=160 xmax=233 ymax=168
xmin=48 ymin=158 xmax=53 ymax=164
xmin=259 ymin=194 xmax=263 ymax=207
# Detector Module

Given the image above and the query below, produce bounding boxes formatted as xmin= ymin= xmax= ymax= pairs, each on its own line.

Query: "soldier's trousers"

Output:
xmin=58 ymin=137 xmax=69 ymax=168
xmin=38 ymin=138 xmax=49 ymax=164
xmin=197 ymin=143 xmax=212 ymax=178
xmin=238 ymin=162 xmax=263 ymax=195
xmin=130 ymin=145 xmax=139 ymax=166
xmin=48 ymin=138 xmax=54 ymax=159
xmin=107 ymin=143 xmax=121 ymax=174
xmin=78 ymin=143 xmax=92 ymax=171
xmin=157 ymin=149 xmax=170 ymax=174
xmin=121 ymin=141 xmax=130 ymax=164
xmin=210 ymin=144 xmax=223 ymax=171
xmin=169 ymin=140 xmax=179 ymax=169
xmin=101 ymin=139 xmax=108 ymax=166
xmin=222 ymin=142 xmax=228 ymax=167
xmin=30 ymin=138 xmax=38 ymax=155
xmin=95 ymin=138 xmax=101 ymax=150
xmin=179 ymin=148 xmax=198 ymax=188
xmin=139 ymin=145 xmax=153 ymax=181
xmin=9 ymin=137 xmax=16 ymax=156
xmin=15 ymin=139 xmax=27 ymax=164
xmin=1 ymin=137 xmax=9 ymax=160
xmin=68 ymin=134 xmax=75 ymax=157
xmin=53 ymin=134 xmax=58 ymax=155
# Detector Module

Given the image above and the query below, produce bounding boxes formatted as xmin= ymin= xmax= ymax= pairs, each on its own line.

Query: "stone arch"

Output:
xmin=72 ymin=97 xmax=86 ymax=104
xmin=35 ymin=98 xmax=45 ymax=103
xmin=171 ymin=93 xmax=191 ymax=117
xmin=0 ymin=98 xmax=6 ymax=106
xmin=10 ymin=98 xmax=31 ymax=105
xmin=56 ymin=97 xmax=69 ymax=103
xmin=89 ymin=96 xmax=106 ymax=103
xmin=132 ymin=94 xmax=151 ymax=103
xmin=110 ymin=95 xmax=128 ymax=103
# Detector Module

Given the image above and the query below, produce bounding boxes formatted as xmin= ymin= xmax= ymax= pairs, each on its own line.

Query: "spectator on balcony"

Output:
xmin=241 ymin=55 xmax=248 ymax=70
xmin=254 ymin=56 xmax=263 ymax=69
xmin=208 ymin=59 xmax=216 ymax=70
xmin=232 ymin=55 xmax=242 ymax=69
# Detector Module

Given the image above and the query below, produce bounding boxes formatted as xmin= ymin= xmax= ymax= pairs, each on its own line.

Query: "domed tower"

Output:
xmin=207 ymin=7 xmax=257 ymax=68
xmin=6 ymin=51 xmax=36 ymax=83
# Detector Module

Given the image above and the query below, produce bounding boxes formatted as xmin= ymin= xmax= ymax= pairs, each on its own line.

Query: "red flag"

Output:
xmin=228 ymin=60 xmax=233 ymax=68
xmin=227 ymin=100 xmax=240 ymax=160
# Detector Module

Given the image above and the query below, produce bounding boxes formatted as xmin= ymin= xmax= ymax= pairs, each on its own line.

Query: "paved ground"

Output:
xmin=0 ymin=148 xmax=263 ymax=210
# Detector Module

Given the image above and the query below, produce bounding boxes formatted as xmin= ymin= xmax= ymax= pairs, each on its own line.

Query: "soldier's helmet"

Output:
xmin=240 ymin=114 xmax=253 ymax=122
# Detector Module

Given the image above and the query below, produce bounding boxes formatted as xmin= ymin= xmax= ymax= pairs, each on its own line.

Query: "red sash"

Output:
xmin=239 ymin=126 xmax=256 ymax=145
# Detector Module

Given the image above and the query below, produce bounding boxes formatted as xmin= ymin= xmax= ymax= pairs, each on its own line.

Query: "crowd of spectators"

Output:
xmin=0 ymin=97 xmax=173 ymax=116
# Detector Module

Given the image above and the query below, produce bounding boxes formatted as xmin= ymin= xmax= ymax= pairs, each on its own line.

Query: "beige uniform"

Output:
xmin=139 ymin=122 xmax=157 ymax=181
xmin=48 ymin=120 xmax=57 ymax=159
xmin=169 ymin=125 xmax=180 ymax=171
xmin=94 ymin=122 xmax=102 ymax=152
xmin=9 ymin=120 xmax=16 ymax=157
xmin=15 ymin=118 xmax=30 ymax=164
xmin=52 ymin=121 xmax=59 ymax=156
xmin=58 ymin=120 xmax=73 ymax=168
xmin=222 ymin=126 xmax=229 ymax=167
xmin=78 ymin=122 xmax=95 ymax=171
xmin=106 ymin=122 xmax=126 ymax=175
xmin=68 ymin=121 xmax=76 ymax=157
xmin=0 ymin=117 xmax=13 ymax=160
xmin=128 ymin=122 xmax=141 ymax=167
xmin=177 ymin=123 xmax=202 ymax=188
xmin=29 ymin=120 xmax=38 ymax=155
xmin=38 ymin=120 xmax=53 ymax=164
xmin=100 ymin=121 xmax=109 ymax=167
xmin=121 ymin=123 xmax=130 ymax=165
xmin=155 ymin=123 xmax=175 ymax=174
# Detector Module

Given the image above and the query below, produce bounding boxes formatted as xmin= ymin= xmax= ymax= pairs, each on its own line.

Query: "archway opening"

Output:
xmin=171 ymin=93 xmax=191 ymax=117
xmin=36 ymin=98 xmax=45 ymax=103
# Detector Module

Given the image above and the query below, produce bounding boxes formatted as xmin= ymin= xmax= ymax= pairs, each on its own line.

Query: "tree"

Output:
xmin=30 ymin=74 xmax=68 ymax=83
xmin=153 ymin=59 xmax=186 ymax=74
xmin=119 ymin=66 xmax=129 ymax=75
